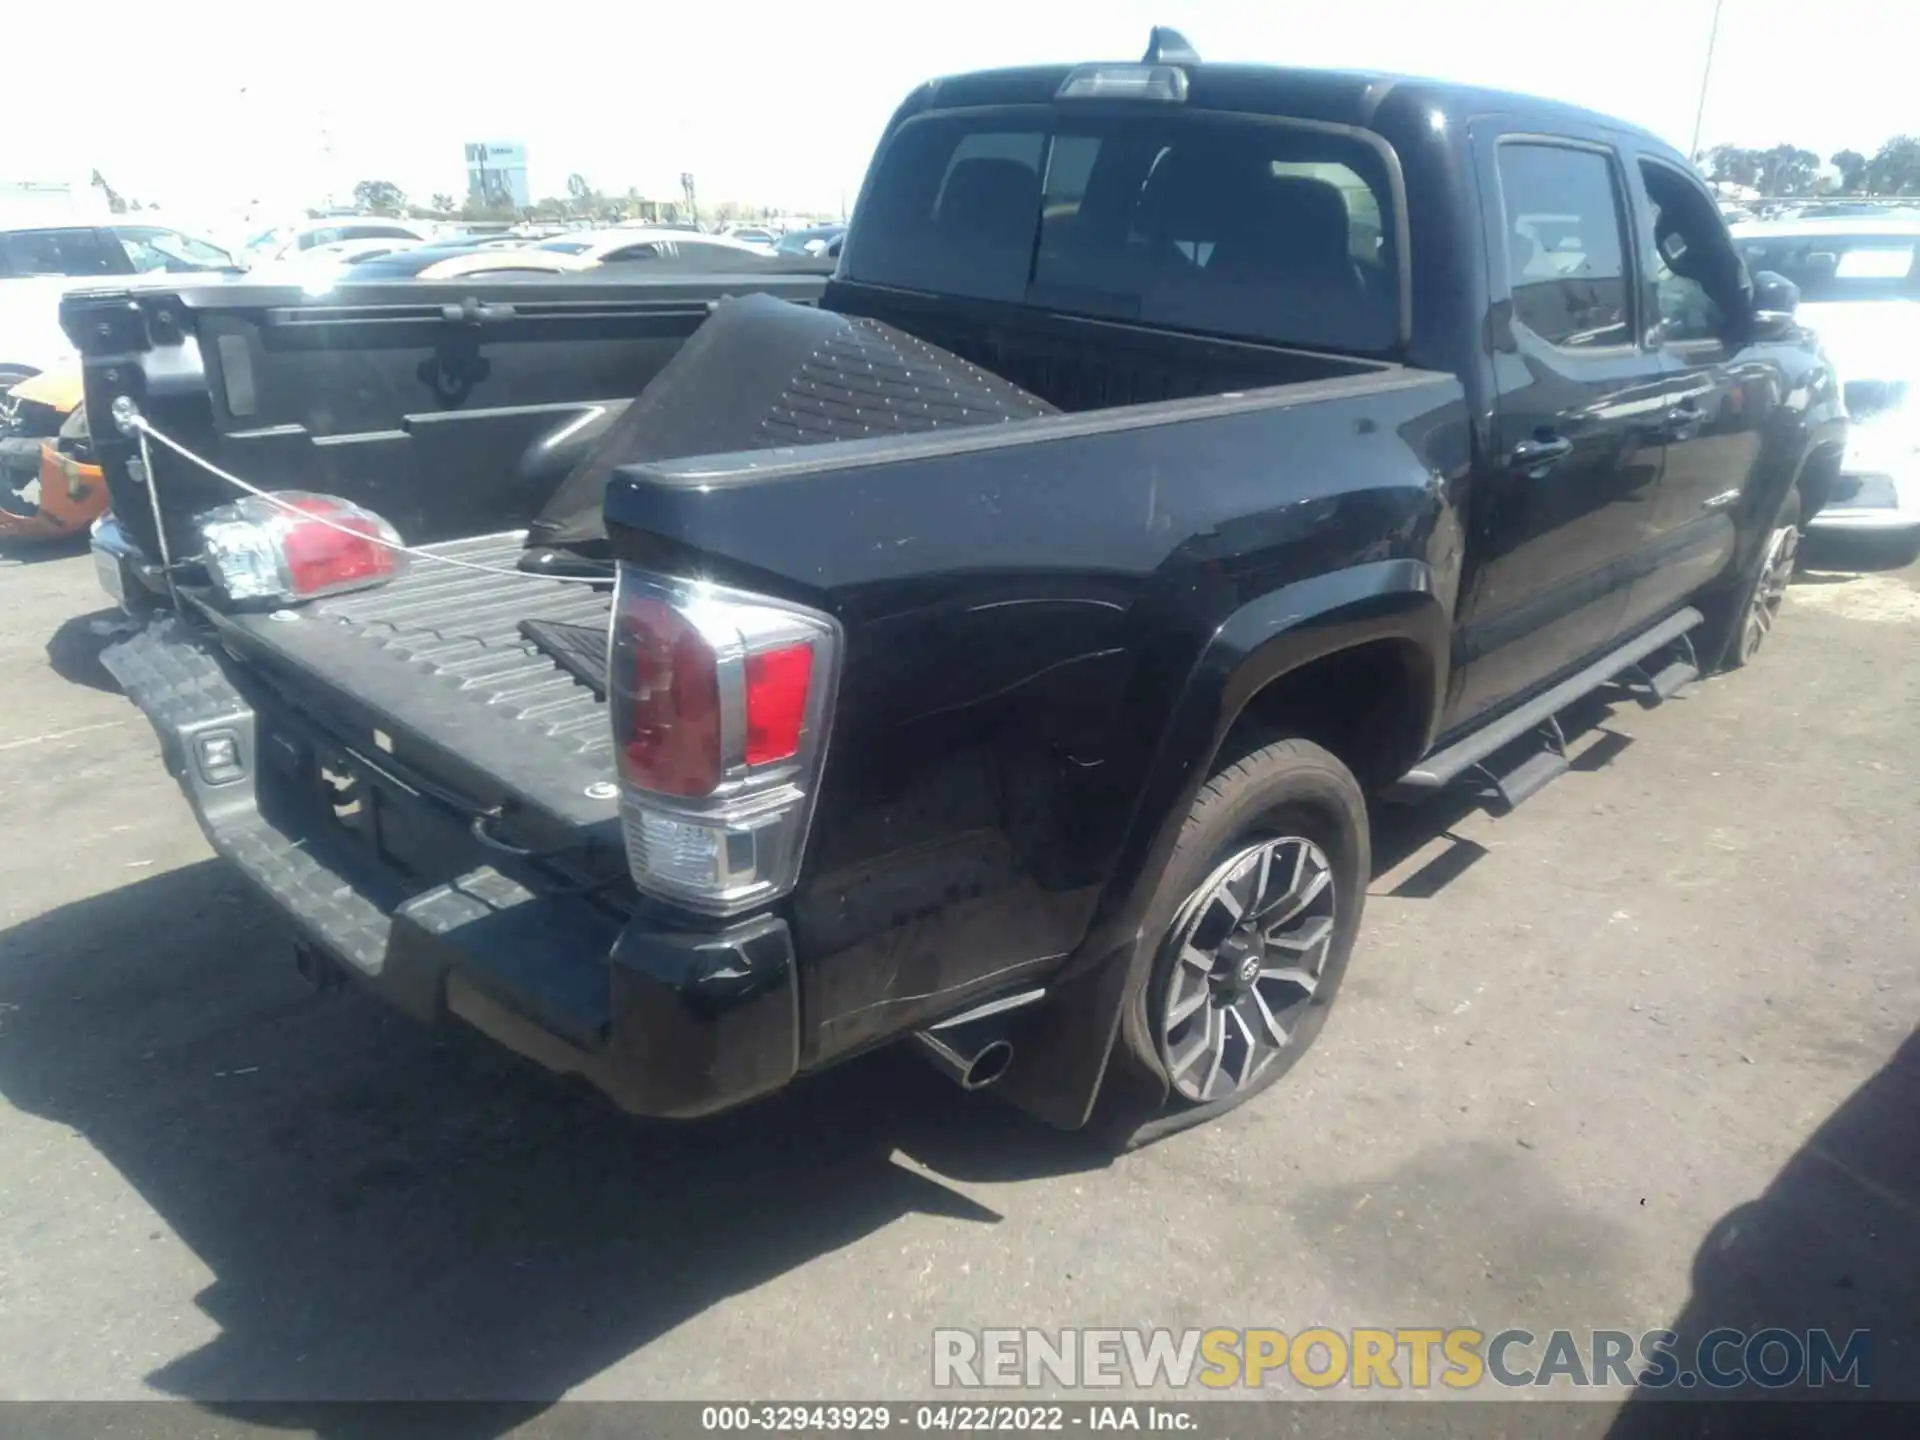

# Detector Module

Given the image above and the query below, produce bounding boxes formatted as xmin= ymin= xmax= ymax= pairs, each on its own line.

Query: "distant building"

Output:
xmin=464 ymin=142 xmax=530 ymax=210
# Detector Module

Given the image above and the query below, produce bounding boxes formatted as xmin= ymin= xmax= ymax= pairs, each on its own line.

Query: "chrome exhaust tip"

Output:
xmin=912 ymin=1022 xmax=1015 ymax=1091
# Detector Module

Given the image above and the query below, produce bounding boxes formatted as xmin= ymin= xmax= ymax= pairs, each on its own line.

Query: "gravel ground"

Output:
xmin=0 ymin=542 xmax=1913 ymax=1422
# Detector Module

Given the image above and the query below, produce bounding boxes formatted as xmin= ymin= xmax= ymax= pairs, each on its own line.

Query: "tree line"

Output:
xmin=1700 ymin=135 xmax=1920 ymax=196
xmin=350 ymin=177 xmax=788 ymax=228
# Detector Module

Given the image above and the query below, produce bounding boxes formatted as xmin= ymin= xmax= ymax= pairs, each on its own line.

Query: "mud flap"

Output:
xmin=993 ymin=940 xmax=1168 ymax=1143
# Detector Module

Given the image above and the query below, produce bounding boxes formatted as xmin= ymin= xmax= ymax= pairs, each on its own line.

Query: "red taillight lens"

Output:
xmin=279 ymin=497 xmax=399 ymax=596
xmin=615 ymin=596 xmax=723 ymax=798
xmin=744 ymin=643 xmax=814 ymax=766
xmin=196 ymin=491 xmax=406 ymax=605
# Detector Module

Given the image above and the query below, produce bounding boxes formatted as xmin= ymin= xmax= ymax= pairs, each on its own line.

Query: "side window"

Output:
xmin=605 ymin=244 xmax=662 ymax=261
xmin=1639 ymin=161 xmax=1740 ymax=342
xmin=0 ymin=228 xmax=121 ymax=277
xmin=1495 ymin=143 xmax=1632 ymax=349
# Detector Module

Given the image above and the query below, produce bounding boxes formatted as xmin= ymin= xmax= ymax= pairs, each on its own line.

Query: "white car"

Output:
xmin=2 ymin=222 xmax=237 ymax=388
xmin=534 ymin=227 xmax=776 ymax=264
xmin=1735 ymin=217 xmax=1920 ymax=560
xmin=244 ymin=217 xmax=434 ymax=263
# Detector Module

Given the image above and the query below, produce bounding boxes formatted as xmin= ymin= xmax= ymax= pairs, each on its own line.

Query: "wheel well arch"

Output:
xmin=1220 ymin=635 xmax=1438 ymax=793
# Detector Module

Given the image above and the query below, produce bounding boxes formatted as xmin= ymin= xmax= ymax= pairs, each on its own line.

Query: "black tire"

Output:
xmin=1702 ymin=487 xmax=1801 ymax=672
xmin=1097 ymin=738 xmax=1369 ymax=1149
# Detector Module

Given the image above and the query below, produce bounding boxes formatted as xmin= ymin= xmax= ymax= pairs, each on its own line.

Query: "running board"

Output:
xmin=1401 ymin=607 xmax=1704 ymax=792
xmin=1469 ymin=714 xmax=1571 ymax=812
xmin=1621 ymin=631 xmax=1702 ymax=706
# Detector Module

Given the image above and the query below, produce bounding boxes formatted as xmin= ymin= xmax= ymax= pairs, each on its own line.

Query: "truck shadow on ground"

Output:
xmin=2 ymin=672 xmax=1874 ymax=1428
xmin=0 ymin=861 xmax=1113 ymax=1419
xmin=1605 ymin=1031 xmax=1919 ymax=1434
xmin=0 ymin=679 xmax=1662 ymax=1424
xmin=1368 ymin=687 xmax=1638 ymax=897
xmin=0 ymin=533 xmax=91 ymax=568
xmin=43 ymin=607 xmax=137 ymax=694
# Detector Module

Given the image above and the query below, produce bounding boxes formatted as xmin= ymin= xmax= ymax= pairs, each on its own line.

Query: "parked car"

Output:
xmin=3 ymin=223 xmax=237 ymax=393
xmin=324 ymin=239 xmax=506 ymax=280
xmin=244 ymin=218 xmax=433 ymax=263
xmin=536 ymin=227 xmax=778 ymax=263
xmin=775 ymin=224 xmax=846 ymax=258
xmin=411 ymin=249 xmax=594 ymax=280
xmin=296 ymin=237 xmax=424 ymax=265
xmin=71 ymin=32 xmax=1842 ymax=1145
xmin=0 ymin=368 xmax=103 ymax=543
xmin=722 ymin=225 xmax=780 ymax=247
xmin=1734 ymin=217 xmax=1920 ymax=562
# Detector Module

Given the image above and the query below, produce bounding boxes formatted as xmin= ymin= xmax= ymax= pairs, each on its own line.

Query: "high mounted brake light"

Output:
xmin=1054 ymin=26 xmax=1198 ymax=102
xmin=1055 ymin=64 xmax=1189 ymax=102
xmin=610 ymin=568 xmax=839 ymax=916
xmin=197 ymin=492 xmax=407 ymax=605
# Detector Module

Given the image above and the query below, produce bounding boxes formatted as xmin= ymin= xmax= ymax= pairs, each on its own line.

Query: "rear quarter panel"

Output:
xmin=606 ymin=372 xmax=1471 ymax=1064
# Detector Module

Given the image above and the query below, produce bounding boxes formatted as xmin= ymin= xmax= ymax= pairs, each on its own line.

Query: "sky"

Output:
xmin=8 ymin=0 xmax=1913 ymax=227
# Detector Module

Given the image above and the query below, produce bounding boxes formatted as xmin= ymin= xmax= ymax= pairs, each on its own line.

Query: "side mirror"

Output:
xmin=1751 ymin=269 xmax=1800 ymax=318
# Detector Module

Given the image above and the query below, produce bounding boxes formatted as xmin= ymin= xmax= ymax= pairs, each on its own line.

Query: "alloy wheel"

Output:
xmin=1157 ymin=835 xmax=1337 ymax=1103
xmin=1741 ymin=523 xmax=1799 ymax=662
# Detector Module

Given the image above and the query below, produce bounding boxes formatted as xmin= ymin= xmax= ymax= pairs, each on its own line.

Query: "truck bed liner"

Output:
xmin=311 ymin=532 xmax=614 ymax=751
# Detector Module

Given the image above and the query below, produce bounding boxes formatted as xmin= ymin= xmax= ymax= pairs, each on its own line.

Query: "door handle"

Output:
xmin=1508 ymin=433 xmax=1573 ymax=476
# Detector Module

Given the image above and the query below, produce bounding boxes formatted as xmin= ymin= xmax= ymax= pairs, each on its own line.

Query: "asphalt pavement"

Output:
xmin=0 ymin=540 xmax=1914 ymax=1422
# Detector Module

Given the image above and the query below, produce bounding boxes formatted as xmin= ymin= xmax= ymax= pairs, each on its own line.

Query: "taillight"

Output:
xmin=610 ymin=567 xmax=838 ymax=916
xmin=197 ymin=492 xmax=406 ymax=605
xmin=744 ymin=644 xmax=814 ymax=765
xmin=618 ymin=596 xmax=723 ymax=797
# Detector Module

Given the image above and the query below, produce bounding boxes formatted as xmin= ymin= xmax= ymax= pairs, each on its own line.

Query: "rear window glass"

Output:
xmin=844 ymin=109 xmax=1401 ymax=353
xmin=1734 ymin=233 xmax=1920 ymax=303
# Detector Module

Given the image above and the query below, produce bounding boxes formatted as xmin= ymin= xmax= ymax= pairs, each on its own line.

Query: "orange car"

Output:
xmin=0 ymin=369 xmax=108 ymax=542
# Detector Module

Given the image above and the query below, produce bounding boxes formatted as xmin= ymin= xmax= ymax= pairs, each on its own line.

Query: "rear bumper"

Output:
xmin=100 ymin=615 xmax=800 ymax=1119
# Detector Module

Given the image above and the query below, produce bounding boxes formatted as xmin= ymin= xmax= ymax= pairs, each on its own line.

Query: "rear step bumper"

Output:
xmin=101 ymin=616 xmax=799 ymax=1120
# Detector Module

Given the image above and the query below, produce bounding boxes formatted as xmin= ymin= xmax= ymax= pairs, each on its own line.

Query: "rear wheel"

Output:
xmin=1154 ymin=833 xmax=1341 ymax=1103
xmin=1101 ymin=738 xmax=1368 ymax=1146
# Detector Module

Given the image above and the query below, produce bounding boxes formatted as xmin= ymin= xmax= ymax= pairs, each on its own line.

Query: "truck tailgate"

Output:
xmin=202 ymin=532 xmax=620 ymax=835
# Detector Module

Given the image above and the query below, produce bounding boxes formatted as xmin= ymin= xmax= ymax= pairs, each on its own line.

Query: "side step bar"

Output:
xmin=1621 ymin=631 xmax=1703 ymax=706
xmin=1400 ymin=607 xmax=1704 ymax=793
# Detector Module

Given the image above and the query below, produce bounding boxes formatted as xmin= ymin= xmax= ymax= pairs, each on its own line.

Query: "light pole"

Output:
xmin=1689 ymin=0 xmax=1725 ymax=163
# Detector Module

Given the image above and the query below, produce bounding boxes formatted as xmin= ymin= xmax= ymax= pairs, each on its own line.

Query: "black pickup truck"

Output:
xmin=68 ymin=33 xmax=1843 ymax=1145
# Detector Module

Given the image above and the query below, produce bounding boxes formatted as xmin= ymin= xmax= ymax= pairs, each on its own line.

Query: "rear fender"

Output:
xmin=995 ymin=559 xmax=1448 ymax=1129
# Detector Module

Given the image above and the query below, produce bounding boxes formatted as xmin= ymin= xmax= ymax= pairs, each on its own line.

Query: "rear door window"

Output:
xmin=845 ymin=109 xmax=1403 ymax=353
xmin=1493 ymin=143 xmax=1633 ymax=349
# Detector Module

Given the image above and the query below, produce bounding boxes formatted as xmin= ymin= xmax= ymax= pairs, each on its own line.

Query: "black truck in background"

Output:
xmin=69 ymin=33 xmax=1843 ymax=1145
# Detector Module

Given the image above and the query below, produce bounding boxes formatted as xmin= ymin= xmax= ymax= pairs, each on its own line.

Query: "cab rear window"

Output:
xmin=843 ymin=109 xmax=1402 ymax=354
